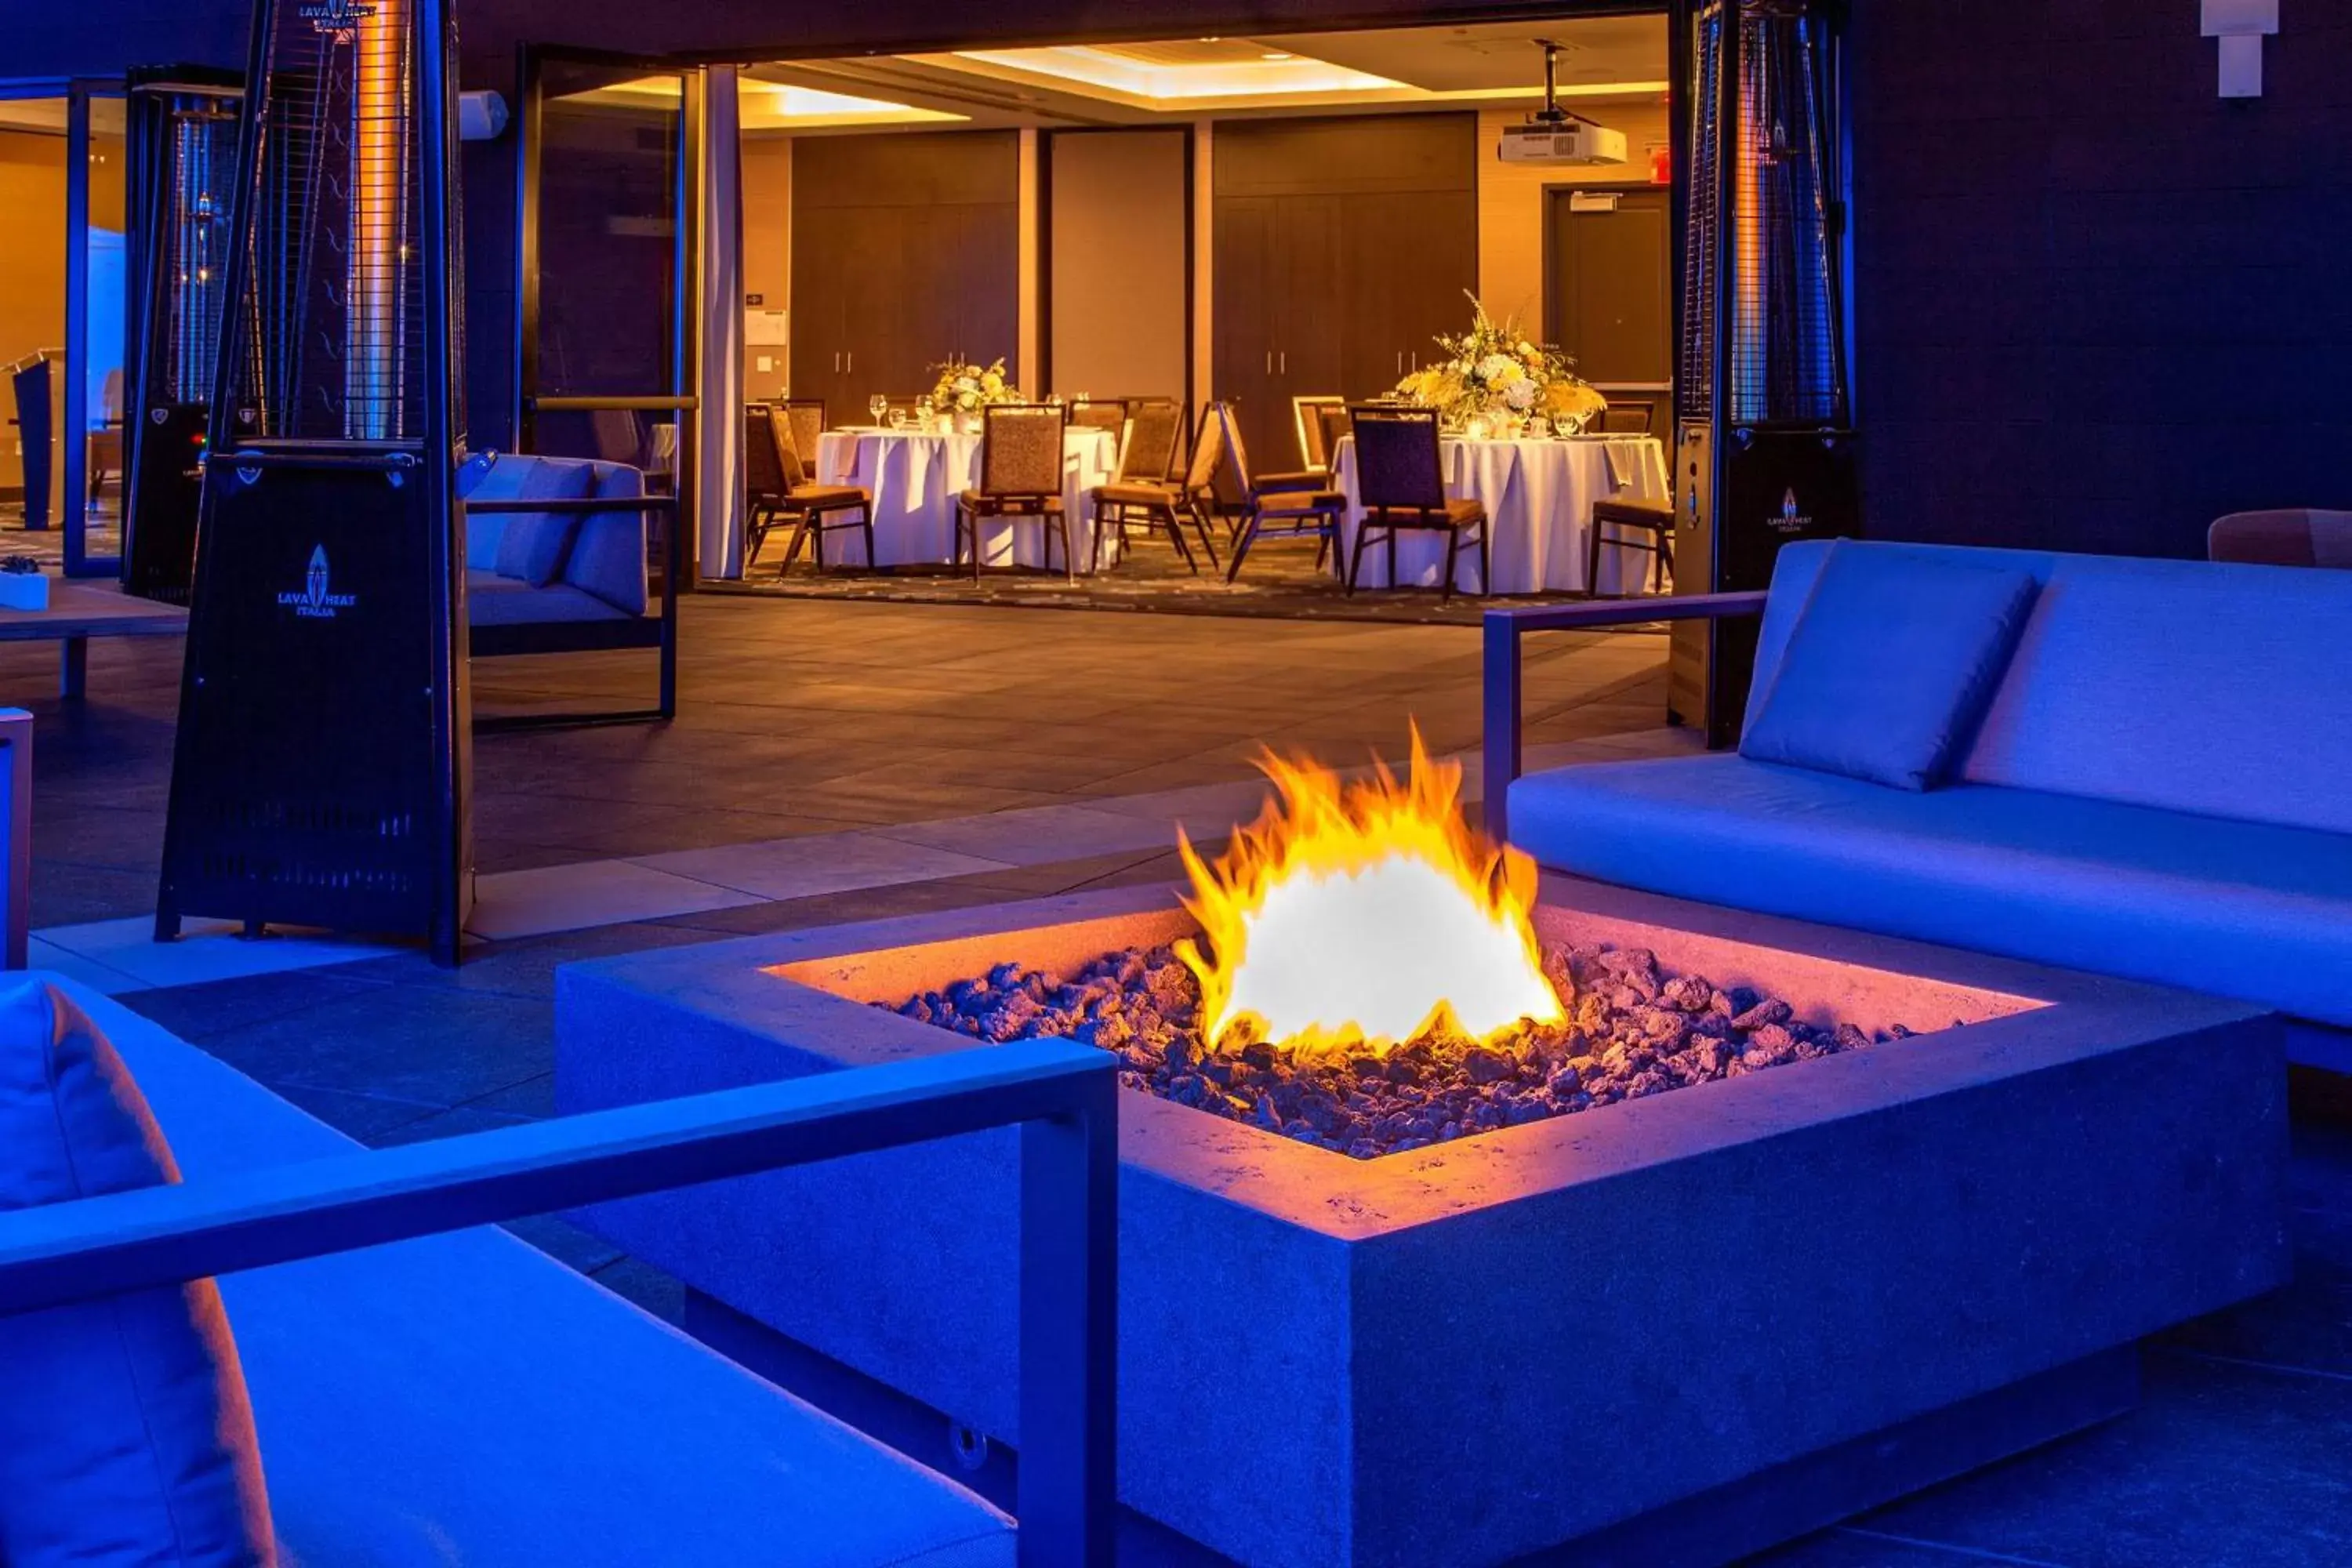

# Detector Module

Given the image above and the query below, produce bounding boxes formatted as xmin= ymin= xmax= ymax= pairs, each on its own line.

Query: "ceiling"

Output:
xmin=727 ymin=14 xmax=1666 ymax=135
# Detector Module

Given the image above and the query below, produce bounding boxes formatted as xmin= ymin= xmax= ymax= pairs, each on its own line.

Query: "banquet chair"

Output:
xmin=1587 ymin=496 xmax=1675 ymax=596
xmin=1087 ymin=398 xmax=1217 ymax=573
xmin=743 ymin=403 xmax=788 ymax=565
xmin=1346 ymin=405 xmax=1487 ymax=601
xmin=957 ymin=403 xmax=1075 ymax=581
xmin=1293 ymin=395 xmax=1347 ymax=474
xmin=1215 ymin=401 xmax=1348 ymax=585
xmin=1597 ymin=402 xmax=1654 ymax=434
xmin=767 ymin=405 xmax=877 ymax=575
xmin=1067 ymin=399 xmax=1128 ymax=436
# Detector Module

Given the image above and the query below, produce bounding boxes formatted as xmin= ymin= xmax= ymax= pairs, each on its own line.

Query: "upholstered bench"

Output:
xmin=1485 ymin=539 xmax=2352 ymax=1073
xmin=0 ymin=979 xmax=1115 ymax=1564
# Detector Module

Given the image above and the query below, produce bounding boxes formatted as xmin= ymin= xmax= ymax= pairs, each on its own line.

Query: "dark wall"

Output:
xmin=1849 ymin=0 xmax=2352 ymax=558
xmin=7 ymin=2 xmax=249 ymax=77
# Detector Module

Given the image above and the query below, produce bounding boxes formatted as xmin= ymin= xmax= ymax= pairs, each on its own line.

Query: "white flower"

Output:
xmin=957 ymin=390 xmax=979 ymax=411
xmin=1518 ymin=339 xmax=1538 ymax=358
xmin=955 ymin=375 xmax=978 ymax=394
xmin=1477 ymin=353 xmax=1519 ymax=387
xmin=1502 ymin=376 xmax=1539 ymax=412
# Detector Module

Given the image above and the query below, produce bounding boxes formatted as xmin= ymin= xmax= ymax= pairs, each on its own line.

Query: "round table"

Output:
xmin=1330 ymin=434 xmax=1671 ymax=594
xmin=813 ymin=426 xmax=1120 ymax=572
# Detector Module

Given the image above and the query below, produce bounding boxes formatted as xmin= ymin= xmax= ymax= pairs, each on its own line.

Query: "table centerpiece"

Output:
xmin=1395 ymin=294 xmax=1609 ymax=438
xmin=927 ymin=358 xmax=1024 ymax=434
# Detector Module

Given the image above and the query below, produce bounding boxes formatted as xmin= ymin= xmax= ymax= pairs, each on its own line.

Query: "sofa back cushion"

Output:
xmin=463 ymin=454 xmax=595 ymax=582
xmin=561 ymin=462 xmax=651 ymax=615
xmin=1740 ymin=542 xmax=2039 ymax=790
xmin=0 ymin=981 xmax=275 ymax=1566
xmin=1750 ymin=540 xmax=2352 ymax=835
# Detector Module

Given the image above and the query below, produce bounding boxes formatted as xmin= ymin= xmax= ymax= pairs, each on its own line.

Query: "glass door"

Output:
xmin=64 ymin=82 xmax=128 ymax=575
xmin=519 ymin=56 xmax=697 ymax=488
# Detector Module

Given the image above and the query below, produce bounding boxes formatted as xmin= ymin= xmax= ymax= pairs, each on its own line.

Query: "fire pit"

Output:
xmin=556 ymin=747 xmax=2287 ymax=1568
xmin=895 ymin=737 xmax=1934 ymax=1163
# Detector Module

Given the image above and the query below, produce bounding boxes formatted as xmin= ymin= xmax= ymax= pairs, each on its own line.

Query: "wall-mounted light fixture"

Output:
xmin=2201 ymin=0 xmax=2279 ymax=99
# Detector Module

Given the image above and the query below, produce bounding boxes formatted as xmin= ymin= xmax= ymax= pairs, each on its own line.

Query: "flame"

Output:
xmin=1176 ymin=728 xmax=1564 ymax=1058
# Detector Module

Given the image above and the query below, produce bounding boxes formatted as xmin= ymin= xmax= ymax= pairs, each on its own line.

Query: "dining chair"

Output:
xmin=1292 ymin=395 xmax=1347 ymax=474
xmin=1597 ymin=402 xmax=1655 ymax=434
xmin=743 ymin=403 xmax=788 ymax=565
xmin=1346 ymin=405 xmax=1487 ymax=601
xmin=767 ymin=405 xmax=877 ymax=575
xmin=1216 ymin=401 xmax=1348 ymax=585
xmin=1087 ymin=398 xmax=1218 ymax=573
xmin=1587 ymin=496 xmax=1675 ymax=596
xmin=1066 ymin=399 xmax=1128 ymax=437
xmin=956 ymin=403 xmax=1075 ymax=581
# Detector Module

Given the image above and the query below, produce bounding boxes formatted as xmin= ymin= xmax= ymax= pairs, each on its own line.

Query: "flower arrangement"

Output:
xmin=929 ymin=358 xmax=1023 ymax=415
xmin=1393 ymin=294 xmax=1608 ymax=434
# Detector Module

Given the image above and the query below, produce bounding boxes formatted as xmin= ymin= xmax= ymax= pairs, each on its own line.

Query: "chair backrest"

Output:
xmin=1182 ymin=405 xmax=1226 ymax=494
xmin=2209 ymin=509 xmax=2352 ymax=569
xmin=1598 ymin=402 xmax=1653 ymax=434
xmin=1211 ymin=401 xmax=1258 ymax=494
xmin=979 ymin=404 xmax=1067 ymax=497
xmin=590 ymin=408 xmax=651 ymax=468
xmin=779 ymin=399 xmax=826 ymax=466
xmin=1068 ymin=400 xmax=1127 ymax=434
xmin=766 ymin=405 xmax=811 ymax=490
xmin=1118 ymin=399 xmax=1183 ymax=485
xmin=1350 ymin=405 xmax=1446 ymax=512
xmin=1293 ymin=396 xmax=1345 ymax=471
xmin=1316 ymin=403 xmax=1353 ymax=470
xmin=743 ymin=405 xmax=786 ymax=499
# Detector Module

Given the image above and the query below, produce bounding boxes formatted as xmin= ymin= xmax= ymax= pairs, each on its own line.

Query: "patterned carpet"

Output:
xmin=720 ymin=532 xmax=1657 ymax=628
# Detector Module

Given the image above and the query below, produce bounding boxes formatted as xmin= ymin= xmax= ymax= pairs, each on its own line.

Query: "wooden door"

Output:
xmin=1546 ymin=188 xmax=1673 ymax=431
xmin=953 ymin=201 xmax=1021 ymax=382
xmin=1338 ymin=188 xmax=1477 ymax=404
xmin=1264 ymin=193 xmax=1342 ymax=471
xmin=1212 ymin=194 xmax=1278 ymax=474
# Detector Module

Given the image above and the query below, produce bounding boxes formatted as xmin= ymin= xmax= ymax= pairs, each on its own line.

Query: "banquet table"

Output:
xmin=1330 ymin=434 xmax=1671 ymax=595
xmin=813 ymin=425 xmax=1120 ymax=572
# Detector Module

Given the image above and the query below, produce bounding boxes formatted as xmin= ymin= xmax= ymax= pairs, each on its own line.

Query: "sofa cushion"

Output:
xmin=1748 ymin=540 xmax=2352 ymax=837
xmin=561 ymin=463 xmax=651 ymax=615
xmin=483 ymin=459 xmax=595 ymax=585
xmin=1742 ymin=542 xmax=2038 ymax=790
xmin=1508 ymin=753 xmax=2352 ymax=1028
xmin=467 ymin=573 xmax=632 ymax=627
xmin=0 ymin=982 xmax=274 ymax=1566
xmin=49 ymin=982 xmax=1014 ymax=1568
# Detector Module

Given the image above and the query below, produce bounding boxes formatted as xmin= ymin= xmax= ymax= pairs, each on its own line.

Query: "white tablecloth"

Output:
xmin=813 ymin=426 xmax=1120 ymax=572
xmin=1331 ymin=434 xmax=1671 ymax=594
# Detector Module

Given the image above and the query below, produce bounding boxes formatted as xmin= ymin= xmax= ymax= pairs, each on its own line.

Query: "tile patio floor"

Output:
xmin=5 ymin=591 xmax=2347 ymax=1566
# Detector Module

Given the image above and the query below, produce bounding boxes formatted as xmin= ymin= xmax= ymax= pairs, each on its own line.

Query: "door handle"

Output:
xmin=846 ymin=351 xmax=853 ymax=374
xmin=1265 ymin=351 xmax=1272 ymax=375
xmin=1279 ymin=351 xmax=1287 ymax=375
xmin=1396 ymin=351 xmax=1403 ymax=374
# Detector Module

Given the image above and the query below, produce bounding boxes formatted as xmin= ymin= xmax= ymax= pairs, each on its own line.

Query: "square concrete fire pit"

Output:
xmin=557 ymin=880 xmax=2286 ymax=1568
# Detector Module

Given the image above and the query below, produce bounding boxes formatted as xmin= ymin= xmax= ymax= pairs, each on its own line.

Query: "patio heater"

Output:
xmin=122 ymin=73 xmax=241 ymax=604
xmin=155 ymin=0 xmax=474 ymax=964
xmin=1669 ymin=0 xmax=1858 ymax=746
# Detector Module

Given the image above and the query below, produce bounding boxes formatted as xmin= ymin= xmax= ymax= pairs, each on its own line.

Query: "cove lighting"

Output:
xmin=952 ymin=45 xmax=1406 ymax=101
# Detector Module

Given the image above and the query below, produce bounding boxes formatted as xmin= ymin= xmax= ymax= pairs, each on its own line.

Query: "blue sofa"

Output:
xmin=459 ymin=451 xmax=681 ymax=724
xmin=0 ymin=981 xmax=1116 ymax=1565
xmin=1486 ymin=540 xmax=2352 ymax=1072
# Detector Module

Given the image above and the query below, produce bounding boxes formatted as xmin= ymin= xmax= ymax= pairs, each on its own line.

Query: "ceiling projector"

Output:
xmin=1498 ymin=39 xmax=1628 ymax=166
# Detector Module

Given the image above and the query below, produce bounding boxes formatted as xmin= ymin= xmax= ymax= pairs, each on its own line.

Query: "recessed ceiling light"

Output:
xmin=1261 ymin=51 xmax=1292 ymax=60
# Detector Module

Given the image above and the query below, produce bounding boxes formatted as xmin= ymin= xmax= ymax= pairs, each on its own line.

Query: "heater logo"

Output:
xmin=1770 ymin=487 xmax=1815 ymax=535
xmin=299 ymin=0 xmax=376 ymax=38
xmin=280 ymin=545 xmax=357 ymax=620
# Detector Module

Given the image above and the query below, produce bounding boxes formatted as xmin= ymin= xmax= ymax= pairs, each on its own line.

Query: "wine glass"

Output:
xmin=869 ymin=394 xmax=889 ymax=428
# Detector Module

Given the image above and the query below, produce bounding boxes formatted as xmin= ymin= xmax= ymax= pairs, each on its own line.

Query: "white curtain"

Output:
xmin=696 ymin=66 xmax=746 ymax=579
